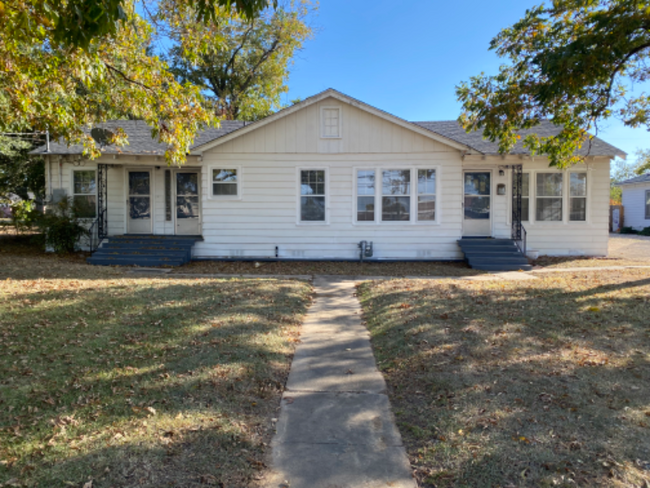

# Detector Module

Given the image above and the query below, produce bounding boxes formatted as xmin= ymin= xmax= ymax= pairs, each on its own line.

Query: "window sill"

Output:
xmin=297 ymin=221 xmax=330 ymax=226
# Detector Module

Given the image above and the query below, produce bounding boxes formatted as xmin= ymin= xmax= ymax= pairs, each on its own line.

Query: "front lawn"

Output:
xmin=0 ymin=261 xmax=311 ymax=487
xmin=359 ymin=270 xmax=650 ymax=487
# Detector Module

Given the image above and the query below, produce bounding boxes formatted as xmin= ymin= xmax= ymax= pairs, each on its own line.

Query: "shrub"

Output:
xmin=620 ymin=226 xmax=638 ymax=235
xmin=38 ymin=198 xmax=89 ymax=253
xmin=639 ymin=227 xmax=650 ymax=236
xmin=10 ymin=200 xmax=40 ymax=232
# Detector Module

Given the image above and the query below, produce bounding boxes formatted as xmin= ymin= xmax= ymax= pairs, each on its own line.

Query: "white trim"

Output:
xmin=207 ymin=165 xmax=242 ymax=200
xmin=296 ymin=167 xmax=330 ymax=226
xmin=124 ymin=168 xmax=154 ymax=234
xmin=173 ymin=169 xmax=203 ymax=236
xmin=646 ymin=189 xmax=650 ymax=220
xmin=568 ymin=170 xmax=589 ymax=223
xmin=70 ymin=166 xmax=98 ymax=220
xmin=351 ymin=165 xmax=442 ymax=226
xmin=193 ymin=88 xmax=474 ymax=154
xmin=320 ymin=106 xmax=342 ymax=139
xmin=461 ymin=168 xmax=494 ymax=237
xmin=533 ymin=170 xmax=565 ymax=224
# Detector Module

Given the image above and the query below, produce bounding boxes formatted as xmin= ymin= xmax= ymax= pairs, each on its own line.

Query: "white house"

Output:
xmin=618 ymin=174 xmax=650 ymax=231
xmin=34 ymin=89 xmax=625 ymax=269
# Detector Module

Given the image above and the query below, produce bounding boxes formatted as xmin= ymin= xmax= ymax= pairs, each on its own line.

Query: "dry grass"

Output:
xmin=359 ymin=270 xmax=650 ymax=487
xmin=0 ymin=248 xmax=312 ymax=488
xmin=174 ymin=259 xmax=480 ymax=277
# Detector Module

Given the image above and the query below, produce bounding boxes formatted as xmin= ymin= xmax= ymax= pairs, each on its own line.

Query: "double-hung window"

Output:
xmin=356 ymin=170 xmax=375 ymax=221
xmin=72 ymin=170 xmax=97 ymax=218
xmin=536 ymin=173 xmax=563 ymax=221
xmin=382 ymin=170 xmax=411 ymax=221
xmin=354 ymin=168 xmax=437 ymax=223
xmin=300 ymin=170 xmax=326 ymax=222
xmin=512 ymin=172 xmax=530 ymax=221
xmin=212 ymin=168 xmax=238 ymax=197
xmin=569 ymin=173 xmax=587 ymax=221
xmin=417 ymin=169 xmax=436 ymax=221
xmin=646 ymin=190 xmax=650 ymax=220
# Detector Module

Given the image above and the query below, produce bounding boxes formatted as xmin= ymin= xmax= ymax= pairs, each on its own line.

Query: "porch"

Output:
xmin=87 ymin=162 xmax=203 ymax=250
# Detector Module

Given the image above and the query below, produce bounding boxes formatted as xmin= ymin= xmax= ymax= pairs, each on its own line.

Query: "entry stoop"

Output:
xmin=87 ymin=235 xmax=202 ymax=267
xmin=458 ymin=238 xmax=533 ymax=271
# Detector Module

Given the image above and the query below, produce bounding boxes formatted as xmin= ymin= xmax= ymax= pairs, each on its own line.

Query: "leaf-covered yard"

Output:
xmin=0 ymin=254 xmax=311 ymax=487
xmin=359 ymin=271 xmax=650 ymax=487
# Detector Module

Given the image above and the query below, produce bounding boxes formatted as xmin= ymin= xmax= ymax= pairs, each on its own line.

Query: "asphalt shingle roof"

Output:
xmin=412 ymin=119 xmax=626 ymax=158
xmin=31 ymin=120 xmax=246 ymax=156
xmin=617 ymin=173 xmax=650 ymax=186
xmin=32 ymin=115 xmax=625 ymax=158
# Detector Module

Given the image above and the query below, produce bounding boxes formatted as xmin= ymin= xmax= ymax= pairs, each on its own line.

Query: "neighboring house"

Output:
xmin=33 ymin=89 xmax=625 ymax=266
xmin=617 ymin=173 xmax=650 ymax=231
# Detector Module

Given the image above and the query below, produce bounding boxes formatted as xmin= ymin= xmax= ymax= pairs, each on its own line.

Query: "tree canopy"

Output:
xmin=456 ymin=0 xmax=650 ymax=167
xmin=168 ymin=0 xmax=314 ymax=121
xmin=0 ymin=0 xmax=277 ymax=165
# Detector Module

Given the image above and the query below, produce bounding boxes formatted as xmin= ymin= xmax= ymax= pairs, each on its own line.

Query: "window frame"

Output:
xmin=320 ymin=106 xmax=342 ymax=139
xmin=71 ymin=168 xmax=98 ymax=219
xmin=352 ymin=166 xmax=440 ymax=226
xmin=296 ymin=167 xmax=329 ymax=225
xmin=645 ymin=190 xmax=650 ymax=220
xmin=534 ymin=171 xmax=564 ymax=223
xmin=568 ymin=171 xmax=588 ymax=222
xmin=208 ymin=166 xmax=242 ymax=200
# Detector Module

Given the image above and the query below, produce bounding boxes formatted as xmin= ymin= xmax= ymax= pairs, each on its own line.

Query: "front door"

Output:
xmin=127 ymin=170 xmax=152 ymax=234
xmin=463 ymin=171 xmax=491 ymax=236
xmin=175 ymin=172 xmax=201 ymax=235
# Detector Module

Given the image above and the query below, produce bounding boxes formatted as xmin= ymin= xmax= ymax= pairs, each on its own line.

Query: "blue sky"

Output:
xmin=284 ymin=0 xmax=649 ymax=160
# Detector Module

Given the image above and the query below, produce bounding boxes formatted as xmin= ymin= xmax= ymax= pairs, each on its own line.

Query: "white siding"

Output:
xmin=461 ymin=158 xmax=610 ymax=257
xmin=197 ymin=152 xmax=463 ymax=260
xmin=621 ymin=184 xmax=650 ymax=230
xmin=45 ymin=96 xmax=613 ymax=260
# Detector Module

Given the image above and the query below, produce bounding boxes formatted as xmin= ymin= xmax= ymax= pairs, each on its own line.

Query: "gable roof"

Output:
xmin=617 ymin=173 xmax=650 ymax=186
xmin=31 ymin=88 xmax=625 ymax=158
xmin=413 ymin=120 xmax=626 ymax=158
xmin=191 ymin=88 xmax=472 ymax=153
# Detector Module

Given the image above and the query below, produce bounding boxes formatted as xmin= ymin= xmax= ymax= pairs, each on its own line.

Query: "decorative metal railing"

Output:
xmin=86 ymin=207 xmax=107 ymax=253
xmin=511 ymin=163 xmax=527 ymax=255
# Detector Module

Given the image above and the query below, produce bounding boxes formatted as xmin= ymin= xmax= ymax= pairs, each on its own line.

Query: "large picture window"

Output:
xmin=382 ymin=170 xmax=410 ymax=221
xmin=512 ymin=172 xmax=530 ymax=221
xmin=72 ymin=170 xmax=96 ymax=218
xmin=212 ymin=168 xmax=238 ymax=197
xmin=536 ymin=173 xmax=563 ymax=221
xmin=356 ymin=170 xmax=375 ymax=221
xmin=300 ymin=170 xmax=326 ymax=222
xmin=569 ymin=173 xmax=587 ymax=221
xmin=417 ymin=169 xmax=436 ymax=221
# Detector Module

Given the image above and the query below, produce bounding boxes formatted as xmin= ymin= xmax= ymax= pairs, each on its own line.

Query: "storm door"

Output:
xmin=462 ymin=171 xmax=491 ymax=236
xmin=175 ymin=172 xmax=201 ymax=235
xmin=127 ymin=171 xmax=152 ymax=234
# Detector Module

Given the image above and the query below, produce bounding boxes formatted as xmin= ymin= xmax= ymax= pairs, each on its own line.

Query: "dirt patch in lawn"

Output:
xmin=174 ymin=259 xmax=480 ymax=277
xmin=0 ymin=263 xmax=312 ymax=487
xmin=359 ymin=270 xmax=650 ymax=487
xmin=534 ymin=235 xmax=650 ymax=269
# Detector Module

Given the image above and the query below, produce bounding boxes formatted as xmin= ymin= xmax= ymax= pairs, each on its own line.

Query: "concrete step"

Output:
xmin=93 ymin=250 xmax=191 ymax=259
xmin=468 ymin=257 xmax=530 ymax=265
xmin=472 ymin=263 xmax=533 ymax=271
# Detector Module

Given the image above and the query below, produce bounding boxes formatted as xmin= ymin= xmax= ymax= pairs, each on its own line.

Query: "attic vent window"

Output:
xmin=321 ymin=107 xmax=341 ymax=138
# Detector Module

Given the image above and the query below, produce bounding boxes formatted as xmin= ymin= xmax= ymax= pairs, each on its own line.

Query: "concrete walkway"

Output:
xmin=262 ymin=277 xmax=416 ymax=488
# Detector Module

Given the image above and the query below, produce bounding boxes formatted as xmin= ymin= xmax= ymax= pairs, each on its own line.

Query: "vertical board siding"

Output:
xmin=621 ymin=184 xmax=650 ymax=230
